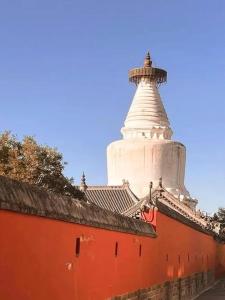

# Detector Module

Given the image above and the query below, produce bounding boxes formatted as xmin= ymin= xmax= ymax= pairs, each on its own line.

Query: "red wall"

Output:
xmin=156 ymin=212 xmax=216 ymax=280
xmin=0 ymin=210 xmax=224 ymax=300
xmin=216 ymin=243 xmax=225 ymax=278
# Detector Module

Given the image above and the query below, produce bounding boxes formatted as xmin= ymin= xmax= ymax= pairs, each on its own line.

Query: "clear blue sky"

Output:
xmin=0 ymin=1 xmax=224 ymax=213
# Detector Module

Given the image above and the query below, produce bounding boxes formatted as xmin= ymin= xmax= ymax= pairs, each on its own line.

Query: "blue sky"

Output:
xmin=0 ymin=1 xmax=224 ymax=213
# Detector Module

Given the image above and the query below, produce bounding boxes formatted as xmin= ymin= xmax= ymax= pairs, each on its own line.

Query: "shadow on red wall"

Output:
xmin=0 ymin=210 xmax=224 ymax=300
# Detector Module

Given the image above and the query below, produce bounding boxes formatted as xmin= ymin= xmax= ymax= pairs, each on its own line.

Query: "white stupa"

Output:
xmin=107 ymin=52 xmax=191 ymax=200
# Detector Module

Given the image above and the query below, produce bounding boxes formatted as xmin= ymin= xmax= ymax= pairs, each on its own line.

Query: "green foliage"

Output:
xmin=213 ymin=208 xmax=225 ymax=238
xmin=0 ymin=131 xmax=84 ymax=200
xmin=217 ymin=207 xmax=225 ymax=222
xmin=214 ymin=208 xmax=225 ymax=225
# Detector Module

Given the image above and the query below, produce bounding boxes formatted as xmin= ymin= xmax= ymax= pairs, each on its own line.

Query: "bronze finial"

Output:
xmin=144 ymin=52 xmax=152 ymax=67
xmin=128 ymin=52 xmax=167 ymax=85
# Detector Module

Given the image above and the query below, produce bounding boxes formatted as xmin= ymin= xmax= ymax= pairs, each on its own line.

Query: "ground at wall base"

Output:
xmin=109 ymin=271 xmax=214 ymax=300
xmin=195 ymin=278 xmax=225 ymax=300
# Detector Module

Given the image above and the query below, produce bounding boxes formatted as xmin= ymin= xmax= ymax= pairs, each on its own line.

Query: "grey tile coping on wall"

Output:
xmin=0 ymin=176 xmax=156 ymax=237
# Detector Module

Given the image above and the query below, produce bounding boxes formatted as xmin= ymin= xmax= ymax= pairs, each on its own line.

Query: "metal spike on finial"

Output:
xmin=158 ymin=177 xmax=164 ymax=197
xmin=149 ymin=181 xmax=153 ymax=204
xmin=150 ymin=181 xmax=153 ymax=189
xmin=159 ymin=177 xmax=162 ymax=188
xmin=144 ymin=52 xmax=152 ymax=67
xmin=81 ymin=172 xmax=86 ymax=184
xmin=80 ymin=172 xmax=87 ymax=192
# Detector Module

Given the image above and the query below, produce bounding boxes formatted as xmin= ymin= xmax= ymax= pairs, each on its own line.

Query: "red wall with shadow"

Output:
xmin=0 ymin=210 xmax=224 ymax=300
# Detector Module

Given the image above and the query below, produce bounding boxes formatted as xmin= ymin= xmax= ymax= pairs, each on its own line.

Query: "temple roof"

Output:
xmin=84 ymin=185 xmax=139 ymax=214
xmin=83 ymin=183 xmax=218 ymax=237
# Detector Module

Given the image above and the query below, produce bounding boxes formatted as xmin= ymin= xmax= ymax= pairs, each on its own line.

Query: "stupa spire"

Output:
xmin=107 ymin=52 xmax=190 ymax=200
xmin=143 ymin=52 xmax=152 ymax=67
xmin=121 ymin=52 xmax=172 ymax=140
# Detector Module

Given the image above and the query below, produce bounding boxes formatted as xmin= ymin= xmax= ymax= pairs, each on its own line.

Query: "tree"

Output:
xmin=214 ymin=208 xmax=225 ymax=224
xmin=0 ymin=131 xmax=84 ymax=199
xmin=213 ymin=207 xmax=225 ymax=236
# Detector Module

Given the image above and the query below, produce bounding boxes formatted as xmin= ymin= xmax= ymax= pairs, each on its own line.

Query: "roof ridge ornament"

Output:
xmin=158 ymin=177 xmax=164 ymax=197
xmin=80 ymin=172 xmax=88 ymax=192
xmin=159 ymin=177 xmax=162 ymax=188
xmin=149 ymin=181 xmax=153 ymax=204
xmin=122 ymin=179 xmax=130 ymax=188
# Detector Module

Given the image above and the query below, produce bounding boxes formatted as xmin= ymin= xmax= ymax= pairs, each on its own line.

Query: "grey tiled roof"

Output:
xmin=123 ymin=196 xmax=148 ymax=217
xmin=85 ymin=185 xmax=139 ymax=214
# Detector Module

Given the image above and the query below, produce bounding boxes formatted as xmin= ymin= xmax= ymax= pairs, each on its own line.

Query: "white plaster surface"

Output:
xmin=107 ymin=139 xmax=189 ymax=198
xmin=107 ymin=77 xmax=190 ymax=199
xmin=121 ymin=78 xmax=173 ymax=140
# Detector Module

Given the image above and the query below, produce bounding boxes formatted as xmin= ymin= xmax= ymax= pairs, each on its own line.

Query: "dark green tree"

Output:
xmin=213 ymin=207 xmax=225 ymax=236
xmin=217 ymin=208 xmax=225 ymax=222
xmin=0 ymin=131 xmax=84 ymax=199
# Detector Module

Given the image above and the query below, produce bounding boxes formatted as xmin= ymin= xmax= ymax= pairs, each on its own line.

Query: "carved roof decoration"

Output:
xmin=81 ymin=177 xmax=221 ymax=238
xmin=123 ymin=184 xmax=220 ymax=237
